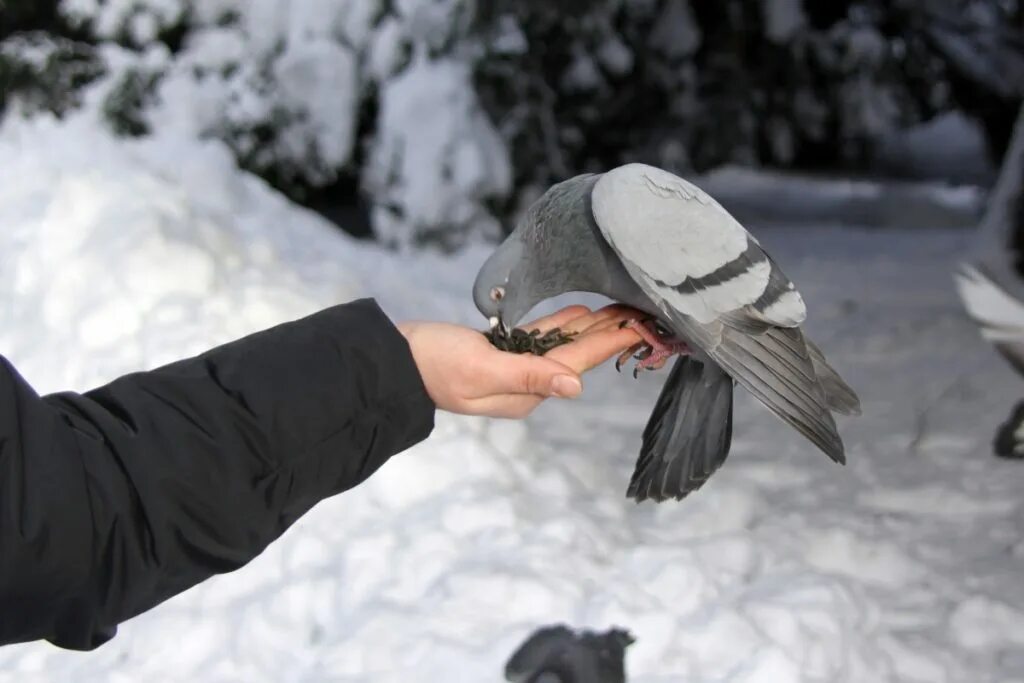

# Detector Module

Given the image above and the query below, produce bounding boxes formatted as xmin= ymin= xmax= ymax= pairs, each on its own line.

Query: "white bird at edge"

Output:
xmin=955 ymin=105 xmax=1024 ymax=458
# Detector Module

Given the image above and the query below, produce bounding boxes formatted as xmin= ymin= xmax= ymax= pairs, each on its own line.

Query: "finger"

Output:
xmin=463 ymin=393 xmax=544 ymax=419
xmin=558 ymin=304 xmax=647 ymax=335
xmin=520 ymin=305 xmax=592 ymax=334
xmin=546 ymin=324 xmax=646 ymax=374
xmin=475 ymin=352 xmax=582 ymax=397
xmin=519 ymin=304 xmax=641 ymax=336
xmin=577 ymin=307 xmax=651 ymax=335
xmin=577 ymin=314 xmax=644 ymax=336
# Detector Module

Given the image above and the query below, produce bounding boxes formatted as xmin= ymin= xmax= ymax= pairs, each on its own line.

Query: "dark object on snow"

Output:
xmin=956 ymin=105 xmax=1024 ymax=458
xmin=473 ymin=163 xmax=859 ymax=503
xmin=484 ymin=325 xmax=577 ymax=355
xmin=994 ymin=400 xmax=1024 ymax=458
xmin=504 ymin=624 xmax=635 ymax=683
xmin=0 ymin=299 xmax=435 ymax=651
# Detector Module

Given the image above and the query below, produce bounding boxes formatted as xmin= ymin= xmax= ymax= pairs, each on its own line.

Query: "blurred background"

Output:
xmin=3 ymin=0 xmax=1022 ymax=244
xmin=1 ymin=1 xmax=1024 ymax=681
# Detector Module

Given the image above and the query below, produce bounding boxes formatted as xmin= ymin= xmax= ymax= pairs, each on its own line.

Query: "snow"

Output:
xmin=272 ymin=39 xmax=359 ymax=171
xmin=697 ymin=165 xmax=985 ymax=230
xmin=61 ymin=0 xmax=190 ymax=45
xmin=3 ymin=110 xmax=1024 ymax=682
xmin=761 ymin=0 xmax=805 ymax=44
xmin=46 ymin=0 xmax=509 ymax=247
xmin=873 ymin=112 xmax=994 ymax=186
xmin=366 ymin=50 xmax=512 ymax=249
xmin=597 ymin=37 xmax=634 ymax=76
xmin=650 ymin=0 xmax=701 ymax=59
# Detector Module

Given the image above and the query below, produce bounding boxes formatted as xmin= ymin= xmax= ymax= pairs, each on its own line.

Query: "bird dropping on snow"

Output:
xmin=473 ymin=163 xmax=861 ymax=502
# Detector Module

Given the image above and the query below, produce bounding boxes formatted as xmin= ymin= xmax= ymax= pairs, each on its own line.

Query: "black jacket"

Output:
xmin=0 ymin=299 xmax=435 ymax=650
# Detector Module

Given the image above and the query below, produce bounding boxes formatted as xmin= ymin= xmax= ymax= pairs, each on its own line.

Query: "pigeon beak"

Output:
xmin=487 ymin=315 xmax=512 ymax=335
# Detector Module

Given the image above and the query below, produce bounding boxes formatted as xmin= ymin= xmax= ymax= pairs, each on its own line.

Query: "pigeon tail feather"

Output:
xmin=806 ymin=338 xmax=861 ymax=416
xmin=628 ymin=356 xmax=734 ymax=502
xmin=686 ymin=319 xmax=847 ymax=465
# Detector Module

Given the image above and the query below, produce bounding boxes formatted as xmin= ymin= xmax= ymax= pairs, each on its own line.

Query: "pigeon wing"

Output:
xmin=591 ymin=163 xmax=807 ymax=330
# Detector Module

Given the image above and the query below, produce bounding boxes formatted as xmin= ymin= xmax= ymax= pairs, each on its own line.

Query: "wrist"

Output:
xmin=395 ymin=322 xmax=438 ymax=403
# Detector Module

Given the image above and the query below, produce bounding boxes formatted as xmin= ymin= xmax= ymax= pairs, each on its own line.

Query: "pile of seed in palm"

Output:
xmin=484 ymin=326 xmax=577 ymax=355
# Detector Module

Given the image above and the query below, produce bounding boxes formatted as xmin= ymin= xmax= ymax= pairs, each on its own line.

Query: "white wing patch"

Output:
xmin=956 ymin=264 xmax=1024 ymax=343
xmin=760 ymin=288 xmax=806 ymax=327
xmin=592 ymin=163 xmax=749 ymax=282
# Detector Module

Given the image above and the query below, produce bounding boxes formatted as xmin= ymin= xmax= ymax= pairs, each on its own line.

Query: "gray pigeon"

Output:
xmin=955 ymin=104 xmax=1024 ymax=457
xmin=473 ymin=163 xmax=860 ymax=502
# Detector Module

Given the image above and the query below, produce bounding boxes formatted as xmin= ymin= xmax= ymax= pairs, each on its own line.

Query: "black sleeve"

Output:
xmin=0 ymin=298 xmax=435 ymax=651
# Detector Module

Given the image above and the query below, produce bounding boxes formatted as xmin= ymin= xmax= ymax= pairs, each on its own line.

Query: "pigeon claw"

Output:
xmin=616 ymin=341 xmax=646 ymax=372
xmin=618 ymin=319 xmax=691 ymax=378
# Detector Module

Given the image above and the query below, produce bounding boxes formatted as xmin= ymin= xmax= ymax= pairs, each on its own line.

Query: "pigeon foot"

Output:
xmin=615 ymin=319 xmax=690 ymax=378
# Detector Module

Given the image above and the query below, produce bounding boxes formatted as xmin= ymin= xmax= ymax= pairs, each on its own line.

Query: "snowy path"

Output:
xmin=1 ymin=116 xmax=1023 ymax=682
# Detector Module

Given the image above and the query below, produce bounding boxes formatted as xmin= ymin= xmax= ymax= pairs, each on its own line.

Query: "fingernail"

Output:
xmin=551 ymin=375 xmax=582 ymax=398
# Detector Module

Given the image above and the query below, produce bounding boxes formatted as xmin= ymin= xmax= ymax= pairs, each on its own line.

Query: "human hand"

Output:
xmin=398 ymin=305 xmax=643 ymax=418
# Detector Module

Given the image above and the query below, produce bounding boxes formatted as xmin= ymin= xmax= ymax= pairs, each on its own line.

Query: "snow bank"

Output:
xmin=0 ymin=112 xmax=356 ymax=392
xmin=2 ymin=112 xmax=1024 ymax=682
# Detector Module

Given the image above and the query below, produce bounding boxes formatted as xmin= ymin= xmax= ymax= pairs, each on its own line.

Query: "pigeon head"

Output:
xmin=474 ymin=174 xmax=609 ymax=329
xmin=473 ymin=235 xmax=533 ymax=329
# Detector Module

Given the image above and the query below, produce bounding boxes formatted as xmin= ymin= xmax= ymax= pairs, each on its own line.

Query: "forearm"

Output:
xmin=0 ymin=299 xmax=434 ymax=650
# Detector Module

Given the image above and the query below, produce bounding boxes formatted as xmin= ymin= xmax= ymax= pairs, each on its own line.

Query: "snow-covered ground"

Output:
xmin=2 ymin=110 xmax=1024 ymax=683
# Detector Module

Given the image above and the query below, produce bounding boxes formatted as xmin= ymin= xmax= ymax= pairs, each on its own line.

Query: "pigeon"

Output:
xmin=504 ymin=624 xmax=635 ymax=683
xmin=955 ymin=104 xmax=1024 ymax=458
xmin=473 ymin=162 xmax=860 ymax=502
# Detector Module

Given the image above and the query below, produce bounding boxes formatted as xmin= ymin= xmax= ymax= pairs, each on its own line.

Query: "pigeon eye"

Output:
xmin=490 ymin=286 xmax=505 ymax=302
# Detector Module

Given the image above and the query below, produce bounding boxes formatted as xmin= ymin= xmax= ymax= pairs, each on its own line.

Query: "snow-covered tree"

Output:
xmin=910 ymin=0 xmax=1024 ymax=162
xmin=1 ymin=0 xmax=509 ymax=249
xmin=472 ymin=0 xmax=1008 ymax=221
xmin=1 ymin=0 xmax=1020 ymax=244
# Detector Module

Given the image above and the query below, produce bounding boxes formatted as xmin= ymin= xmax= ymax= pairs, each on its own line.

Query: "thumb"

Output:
xmin=489 ymin=354 xmax=583 ymax=398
